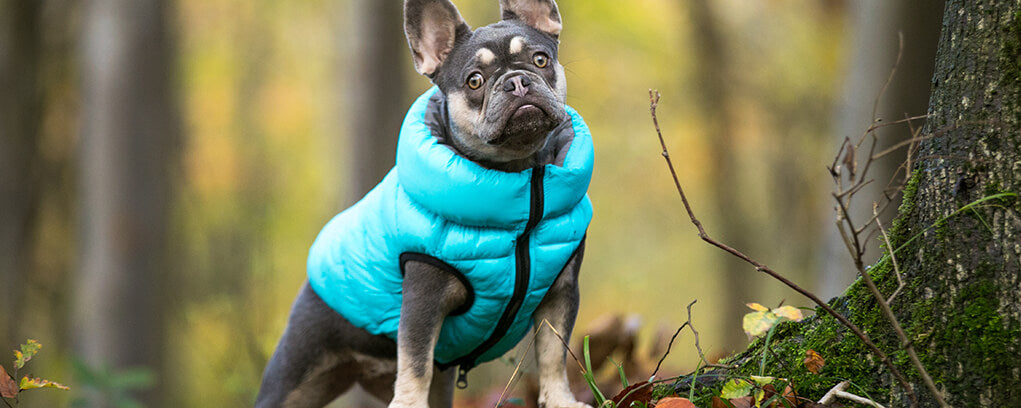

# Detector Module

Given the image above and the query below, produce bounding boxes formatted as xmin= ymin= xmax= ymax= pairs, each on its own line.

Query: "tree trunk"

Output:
xmin=0 ymin=0 xmax=43 ymax=349
xmin=342 ymin=0 xmax=408 ymax=203
xmin=693 ymin=1 xmax=1020 ymax=406
xmin=74 ymin=0 xmax=179 ymax=405
xmin=686 ymin=0 xmax=758 ymax=353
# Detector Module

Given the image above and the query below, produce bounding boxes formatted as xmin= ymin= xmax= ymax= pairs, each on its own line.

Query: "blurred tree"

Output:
xmin=74 ymin=0 xmax=180 ymax=406
xmin=342 ymin=0 xmax=408 ymax=203
xmin=686 ymin=0 xmax=755 ymax=352
xmin=820 ymin=0 xmax=944 ymax=297
xmin=324 ymin=1 xmax=408 ymax=406
xmin=0 ymin=0 xmax=43 ymax=349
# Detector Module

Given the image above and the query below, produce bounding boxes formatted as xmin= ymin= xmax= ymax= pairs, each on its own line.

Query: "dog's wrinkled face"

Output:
xmin=405 ymin=0 xmax=567 ymax=168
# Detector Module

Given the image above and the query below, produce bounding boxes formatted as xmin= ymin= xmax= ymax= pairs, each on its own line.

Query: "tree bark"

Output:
xmin=690 ymin=1 xmax=1020 ymax=406
xmin=74 ymin=0 xmax=180 ymax=405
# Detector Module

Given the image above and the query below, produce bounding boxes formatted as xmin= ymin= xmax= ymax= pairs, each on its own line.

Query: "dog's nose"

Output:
xmin=502 ymin=75 xmax=531 ymax=97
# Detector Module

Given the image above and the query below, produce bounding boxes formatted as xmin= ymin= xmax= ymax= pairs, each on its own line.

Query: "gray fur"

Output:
xmin=407 ymin=0 xmax=567 ymax=172
xmin=257 ymin=1 xmax=589 ymax=406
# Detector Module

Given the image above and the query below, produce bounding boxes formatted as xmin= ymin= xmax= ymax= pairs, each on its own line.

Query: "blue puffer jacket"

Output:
xmin=307 ymin=87 xmax=593 ymax=375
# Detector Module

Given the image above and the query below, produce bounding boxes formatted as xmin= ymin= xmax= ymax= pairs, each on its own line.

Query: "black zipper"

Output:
xmin=449 ymin=165 xmax=545 ymax=388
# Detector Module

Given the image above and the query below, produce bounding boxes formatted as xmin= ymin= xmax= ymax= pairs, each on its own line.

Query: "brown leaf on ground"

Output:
xmin=612 ymin=380 xmax=652 ymax=407
xmin=804 ymin=349 xmax=825 ymax=374
xmin=655 ymin=397 xmax=696 ymax=408
xmin=712 ymin=396 xmax=755 ymax=408
xmin=0 ymin=365 xmax=18 ymax=399
xmin=728 ymin=396 xmax=754 ymax=408
xmin=762 ymin=383 xmax=797 ymax=407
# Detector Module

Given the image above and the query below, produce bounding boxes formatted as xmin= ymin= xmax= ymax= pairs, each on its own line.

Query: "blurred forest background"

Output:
xmin=0 ymin=0 xmax=946 ymax=406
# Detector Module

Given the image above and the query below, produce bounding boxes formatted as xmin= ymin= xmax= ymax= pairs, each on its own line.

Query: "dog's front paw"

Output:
xmin=538 ymin=395 xmax=594 ymax=408
xmin=387 ymin=395 xmax=429 ymax=408
xmin=387 ymin=401 xmax=428 ymax=408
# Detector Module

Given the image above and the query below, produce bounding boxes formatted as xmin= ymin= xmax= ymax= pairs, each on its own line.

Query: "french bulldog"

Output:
xmin=255 ymin=1 xmax=592 ymax=407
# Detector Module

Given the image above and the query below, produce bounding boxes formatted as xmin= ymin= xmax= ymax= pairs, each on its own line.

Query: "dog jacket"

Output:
xmin=307 ymin=87 xmax=593 ymax=378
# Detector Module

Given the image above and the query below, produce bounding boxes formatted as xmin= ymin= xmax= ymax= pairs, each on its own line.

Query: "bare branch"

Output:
xmin=871 ymin=32 xmax=905 ymax=126
xmin=647 ymin=90 xmax=918 ymax=404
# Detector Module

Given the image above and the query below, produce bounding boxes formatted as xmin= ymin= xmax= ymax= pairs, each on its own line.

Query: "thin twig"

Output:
xmin=862 ymin=209 xmax=948 ymax=407
xmin=650 ymin=300 xmax=733 ymax=381
xmin=650 ymin=321 xmax=688 ymax=380
xmin=686 ymin=300 xmax=731 ymax=370
xmin=542 ymin=319 xmax=586 ymax=374
xmin=873 ymin=133 xmax=933 ymax=161
xmin=874 ymin=205 xmax=905 ymax=304
xmin=495 ymin=324 xmax=540 ymax=408
xmin=871 ymin=32 xmax=904 ymax=125
xmin=649 ymin=90 xmax=918 ymax=405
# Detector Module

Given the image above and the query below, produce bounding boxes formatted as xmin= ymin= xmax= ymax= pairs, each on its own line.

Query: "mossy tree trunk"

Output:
xmin=700 ymin=1 xmax=1020 ymax=407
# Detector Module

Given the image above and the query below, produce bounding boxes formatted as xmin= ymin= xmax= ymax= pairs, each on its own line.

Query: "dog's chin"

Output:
xmin=490 ymin=104 xmax=559 ymax=150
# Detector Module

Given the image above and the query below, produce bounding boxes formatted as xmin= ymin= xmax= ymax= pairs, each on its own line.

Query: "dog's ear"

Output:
xmin=404 ymin=0 xmax=471 ymax=77
xmin=499 ymin=0 xmax=561 ymax=37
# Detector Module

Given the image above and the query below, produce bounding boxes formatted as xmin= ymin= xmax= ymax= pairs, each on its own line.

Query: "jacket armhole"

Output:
xmin=399 ymin=252 xmax=476 ymax=316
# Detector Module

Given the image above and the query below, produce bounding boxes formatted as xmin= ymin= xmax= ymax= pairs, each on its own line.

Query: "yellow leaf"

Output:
xmin=772 ymin=306 xmax=803 ymax=322
xmin=19 ymin=376 xmax=69 ymax=391
xmin=749 ymin=375 xmax=774 ymax=386
xmin=746 ymin=303 xmax=769 ymax=312
xmin=13 ymin=340 xmax=41 ymax=370
xmin=743 ymin=310 xmax=780 ymax=337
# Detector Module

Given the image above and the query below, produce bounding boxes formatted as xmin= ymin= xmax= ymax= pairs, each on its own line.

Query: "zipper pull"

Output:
xmin=456 ymin=366 xmax=469 ymax=389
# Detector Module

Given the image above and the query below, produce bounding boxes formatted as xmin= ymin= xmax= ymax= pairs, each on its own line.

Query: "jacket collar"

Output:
xmin=396 ymin=87 xmax=593 ymax=229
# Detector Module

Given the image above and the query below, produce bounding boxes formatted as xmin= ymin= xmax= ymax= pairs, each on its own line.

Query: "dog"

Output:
xmin=255 ymin=1 xmax=593 ymax=407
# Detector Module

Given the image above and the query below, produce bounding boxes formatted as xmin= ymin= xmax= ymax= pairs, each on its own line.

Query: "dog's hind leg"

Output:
xmin=388 ymin=261 xmax=467 ymax=408
xmin=532 ymin=243 xmax=593 ymax=408
xmin=256 ymin=283 xmax=393 ymax=408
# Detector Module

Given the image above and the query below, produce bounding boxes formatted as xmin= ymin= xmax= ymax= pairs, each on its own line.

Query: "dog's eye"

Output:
xmin=466 ymin=73 xmax=484 ymax=89
xmin=532 ymin=53 xmax=549 ymax=68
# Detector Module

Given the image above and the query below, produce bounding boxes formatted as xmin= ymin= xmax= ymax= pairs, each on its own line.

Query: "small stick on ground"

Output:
xmin=818 ymin=381 xmax=888 ymax=408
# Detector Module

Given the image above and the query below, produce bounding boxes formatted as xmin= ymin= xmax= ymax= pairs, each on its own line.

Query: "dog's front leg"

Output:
xmin=533 ymin=245 xmax=592 ymax=408
xmin=390 ymin=261 xmax=467 ymax=408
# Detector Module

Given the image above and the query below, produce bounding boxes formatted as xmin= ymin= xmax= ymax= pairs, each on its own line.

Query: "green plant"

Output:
xmin=69 ymin=360 xmax=155 ymax=408
xmin=0 ymin=339 xmax=70 ymax=407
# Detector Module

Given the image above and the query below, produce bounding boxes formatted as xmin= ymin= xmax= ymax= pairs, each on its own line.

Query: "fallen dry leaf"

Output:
xmin=655 ymin=397 xmax=696 ymax=408
xmin=0 ymin=365 xmax=18 ymax=399
xmin=762 ymin=383 xmax=797 ymax=407
xmin=804 ymin=349 xmax=826 ymax=374
xmin=710 ymin=396 xmax=755 ymax=408
xmin=729 ymin=396 xmax=754 ymax=408
xmin=613 ymin=380 xmax=652 ymax=408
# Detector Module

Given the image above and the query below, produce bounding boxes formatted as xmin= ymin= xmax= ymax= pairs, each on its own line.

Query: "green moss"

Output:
xmin=887 ymin=168 xmax=923 ymax=250
xmin=999 ymin=10 xmax=1021 ymax=95
xmin=914 ymin=265 xmax=1021 ymax=403
xmin=933 ymin=218 xmax=950 ymax=240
